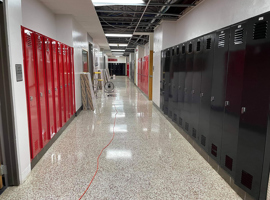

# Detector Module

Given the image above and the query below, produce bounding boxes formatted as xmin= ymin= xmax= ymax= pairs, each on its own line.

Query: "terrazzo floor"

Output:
xmin=1 ymin=77 xmax=241 ymax=200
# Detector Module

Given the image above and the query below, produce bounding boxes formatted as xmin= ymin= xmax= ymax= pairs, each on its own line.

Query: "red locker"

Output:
xmin=34 ymin=33 xmax=49 ymax=147
xmin=70 ymin=47 xmax=75 ymax=115
xmin=62 ymin=45 xmax=69 ymax=121
xmin=44 ymin=37 xmax=55 ymax=139
xmin=58 ymin=42 xmax=66 ymax=124
xmin=21 ymin=27 xmax=42 ymax=159
xmin=52 ymin=40 xmax=61 ymax=132
xmin=145 ymin=55 xmax=149 ymax=95
xmin=71 ymin=48 xmax=76 ymax=114
xmin=66 ymin=47 xmax=72 ymax=118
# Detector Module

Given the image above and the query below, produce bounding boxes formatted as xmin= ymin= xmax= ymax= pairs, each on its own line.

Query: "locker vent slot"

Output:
xmin=192 ymin=128 xmax=196 ymax=138
xmin=201 ymin=135 xmax=206 ymax=146
xmin=188 ymin=44 xmax=192 ymax=53
xmin=211 ymin=144 xmax=217 ymax=157
xmin=35 ymin=140 xmax=39 ymax=151
xmin=181 ymin=46 xmax=185 ymax=54
xmin=225 ymin=155 xmax=233 ymax=171
xmin=176 ymin=47 xmax=180 ymax=55
xmin=185 ymin=122 xmax=189 ymax=131
xmin=166 ymin=51 xmax=170 ymax=57
xmin=253 ymin=21 xmax=268 ymax=40
xmin=173 ymin=114 xmax=177 ymax=122
xmin=26 ymin=35 xmax=32 ymax=47
xmin=241 ymin=170 xmax=253 ymax=190
xmin=234 ymin=28 xmax=244 ymax=44
xmin=206 ymin=38 xmax=212 ymax=49
xmin=218 ymin=33 xmax=225 ymax=48
xmin=179 ymin=117 xmax=182 ymax=126
xmin=37 ymin=38 xmax=42 ymax=50
xmin=53 ymin=44 xmax=56 ymax=53
xmin=196 ymin=41 xmax=201 ymax=52
xmin=172 ymin=49 xmax=175 ymax=56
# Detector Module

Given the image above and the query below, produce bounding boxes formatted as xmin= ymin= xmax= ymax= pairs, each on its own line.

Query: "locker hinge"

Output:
xmin=0 ymin=165 xmax=7 ymax=175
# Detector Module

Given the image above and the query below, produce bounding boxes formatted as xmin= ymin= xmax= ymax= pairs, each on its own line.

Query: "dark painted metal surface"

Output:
xmin=163 ymin=48 xmax=171 ymax=115
xmin=177 ymin=43 xmax=187 ymax=127
xmin=182 ymin=40 xmax=195 ymax=134
xmin=160 ymin=50 xmax=165 ymax=111
xmin=198 ymin=33 xmax=215 ymax=152
xmin=190 ymin=38 xmax=203 ymax=141
xmin=208 ymin=28 xmax=230 ymax=162
xmin=221 ymin=22 xmax=247 ymax=178
xmin=235 ymin=13 xmax=270 ymax=199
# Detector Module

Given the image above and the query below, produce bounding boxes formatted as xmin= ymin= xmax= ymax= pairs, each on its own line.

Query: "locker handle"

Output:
xmin=48 ymin=90 xmax=51 ymax=94
xmin=178 ymin=86 xmax=181 ymax=90
xmin=192 ymin=90 xmax=195 ymax=94
xmin=40 ymin=92 xmax=43 ymax=97
xmin=55 ymin=88 xmax=57 ymax=91
xmin=200 ymin=93 xmax=204 ymax=97
xmin=225 ymin=101 xmax=229 ymax=106
xmin=30 ymin=96 xmax=33 ymax=101
xmin=211 ymin=96 xmax=215 ymax=101
xmin=65 ymin=84 xmax=67 ymax=87
xmin=68 ymin=83 xmax=70 ymax=86
xmin=60 ymin=86 xmax=62 ymax=89
xmin=241 ymin=107 xmax=246 ymax=114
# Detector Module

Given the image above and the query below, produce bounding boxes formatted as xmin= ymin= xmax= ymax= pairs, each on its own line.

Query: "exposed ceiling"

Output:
xmin=94 ymin=0 xmax=198 ymax=56
xmin=40 ymin=0 xmax=110 ymax=51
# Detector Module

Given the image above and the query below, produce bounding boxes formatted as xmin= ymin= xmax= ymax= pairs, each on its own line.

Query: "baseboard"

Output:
xmin=31 ymin=106 xmax=83 ymax=169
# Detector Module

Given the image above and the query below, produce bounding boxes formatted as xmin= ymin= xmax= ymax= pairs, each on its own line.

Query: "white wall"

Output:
xmin=108 ymin=56 xmax=126 ymax=63
xmin=22 ymin=0 xmax=56 ymax=39
xmin=55 ymin=15 xmax=73 ymax=46
xmin=152 ymin=0 xmax=270 ymax=108
xmin=6 ymin=0 xmax=31 ymax=183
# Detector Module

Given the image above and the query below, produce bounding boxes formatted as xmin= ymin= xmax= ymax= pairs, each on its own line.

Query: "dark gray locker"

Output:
xmin=163 ymin=48 xmax=171 ymax=115
xmin=168 ymin=47 xmax=175 ymax=119
xmin=235 ymin=13 xmax=270 ymax=199
xmin=177 ymin=43 xmax=186 ymax=127
xmin=182 ymin=40 xmax=195 ymax=134
xmin=160 ymin=50 xmax=165 ymax=111
xmin=198 ymin=33 xmax=215 ymax=152
xmin=208 ymin=27 xmax=231 ymax=163
xmin=221 ymin=22 xmax=247 ymax=177
xmin=190 ymin=38 xmax=203 ymax=141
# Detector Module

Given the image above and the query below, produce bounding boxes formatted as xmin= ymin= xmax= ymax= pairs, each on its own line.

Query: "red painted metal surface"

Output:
xmin=34 ymin=32 xmax=49 ymax=147
xmin=62 ymin=45 xmax=70 ymax=121
xmin=44 ymin=37 xmax=56 ymax=139
xmin=58 ymin=42 xmax=66 ymax=124
xmin=70 ymin=47 xmax=75 ymax=114
xmin=52 ymin=40 xmax=61 ymax=132
xmin=66 ymin=47 xmax=72 ymax=118
xmin=21 ymin=27 xmax=41 ymax=159
xmin=145 ymin=55 xmax=149 ymax=95
xmin=72 ymin=48 xmax=76 ymax=114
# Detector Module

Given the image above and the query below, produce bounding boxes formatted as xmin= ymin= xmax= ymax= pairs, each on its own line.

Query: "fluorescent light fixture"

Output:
xmin=105 ymin=33 xmax=132 ymax=37
xmin=93 ymin=0 xmax=144 ymax=6
xmin=111 ymin=49 xmax=125 ymax=52
xmin=106 ymin=150 xmax=132 ymax=159
xmin=109 ymin=44 xmax=128 ymax=47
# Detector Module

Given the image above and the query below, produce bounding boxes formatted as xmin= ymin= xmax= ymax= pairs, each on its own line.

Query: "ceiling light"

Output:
xmin=93 ymin=0 xmax=144 ymax=6
xmin=111 ymin=49 xmax=125 ymax=52
xmin=109 ymin=44 xmax=128 ymax=47
xmin=105 ymin=34 xmax=132 ymax=37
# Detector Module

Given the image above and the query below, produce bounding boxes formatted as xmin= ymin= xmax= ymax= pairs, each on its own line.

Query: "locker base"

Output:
xmin=31 ymin=106 xmax=83 ymax=169
xmin=152 ymin=102 xmax=255 ymax=200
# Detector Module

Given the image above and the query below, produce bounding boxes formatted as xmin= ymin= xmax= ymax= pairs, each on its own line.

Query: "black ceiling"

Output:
xmin=94 ymin=0 xmax=198 ymax=56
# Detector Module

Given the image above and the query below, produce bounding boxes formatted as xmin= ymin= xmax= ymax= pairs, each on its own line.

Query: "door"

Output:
xmin=34 ymin=33 xmax=49 ymax=148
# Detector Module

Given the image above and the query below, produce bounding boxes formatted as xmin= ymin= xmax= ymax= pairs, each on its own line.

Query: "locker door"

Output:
xmin=221 ymin=22 xmax=247 ymax=178
xmin=235 ymin=14 xmax=270 ymax=199
xmin=198 ymin=33 xmax=215 ymax=152
xmin=145 ymin=55 xmax=149 ymax=96
xmin=66 ymin=47 xmax=72 ymax=118
xmin=168 ymin=47 xmax=174 ymax=119
xmin=58 ymin=42 xmax=66 ymax=124
xmin=177 ymin=44 xmax=186 ymax=127
xmin=160 ymin=51 xmax=165 ymax=111
xmin=70 ymin=47 xmax=76 ymax=115
xmin=34 ymin=33 xmax=49 ymax=147
xmin=190 ymin=38 xmax=203 ymax=141
xmin=52 ymin=40 xmax=61 ymax=132
xmin=21 ymin=27 xmax=41 ymax=159
xmin=44 ymin=37 xmax=55 ymax=139
xmin=183 ymin=41 xmax=194 ymax=134
xmin=163 ymin=48 xmax=171 ymax=115
xmin=63 ymin=45 xmax=69 ymax=121
xmin=127 ymin=63 xmax=129 ymax=77
xmin=208 ymin=28 xmax=231 ymax=162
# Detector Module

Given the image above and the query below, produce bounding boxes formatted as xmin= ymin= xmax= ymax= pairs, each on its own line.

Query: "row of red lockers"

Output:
xmin=21 ymin=26 xmax=76 ymax=159
xmin=138 ymin=56 xmax=149 ymax=96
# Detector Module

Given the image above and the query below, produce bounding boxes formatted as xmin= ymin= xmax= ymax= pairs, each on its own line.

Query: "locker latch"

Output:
xmin=30 ymin=96 xmax=33 ymax=101
xmin=191 ymin=90 xmax=195 ymax=94
xmin=48 ymin=90 xmax=51 ymax=94
xmin=68 ymin=83 xmax=70 ymax=86
xmin=65 ymin=84 xmax=67 ymax=87
xmin=200 ymin=93 xmax=204 ymax=97
xmin=241 ymin=107 xmax=246 ymax=114
xmin=211 ymin=96 xmax=215 ymax=101
xmin=40 ymin=92 xmax=43 ymax=97
xmin=55 ymin=88 xmax=57 ymax=91
xmin=178 ymin=86 xmax=181 ymax=90
xmin=60 ymin=86 xmax=62 ymax=89
xmin=225 ymin=101 xmax=229 ymax=106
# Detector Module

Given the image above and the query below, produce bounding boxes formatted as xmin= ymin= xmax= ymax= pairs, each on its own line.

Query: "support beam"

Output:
xmin=101 ymin=25 xmax=156 ymax=27
xmin=99 ymin=16 xmax=178 ymax=19
xmin=96 ymin=10 xmax=181 ymax=17
xmin=101 ymin=21 xmax=160 ymax=25
xmin=148 ymin=3 xmax=194 ymax=7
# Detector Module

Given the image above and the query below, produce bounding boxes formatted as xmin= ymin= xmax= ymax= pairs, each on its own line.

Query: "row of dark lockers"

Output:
xmin=21 ymin=27 xmax=76 ymax=160
xmin=160 ymin=12 xmax=270 ymax=199
xmin=108 ymin=63 xmax=126 ymax=76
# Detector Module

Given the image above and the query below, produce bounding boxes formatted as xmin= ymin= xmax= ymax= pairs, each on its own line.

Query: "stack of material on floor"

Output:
xmin=80 ymin=73 xmax=96 ymax=111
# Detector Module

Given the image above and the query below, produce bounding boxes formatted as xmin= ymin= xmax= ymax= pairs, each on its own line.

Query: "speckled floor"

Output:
xmin=1 ymin=77 xmax=241 ymax=200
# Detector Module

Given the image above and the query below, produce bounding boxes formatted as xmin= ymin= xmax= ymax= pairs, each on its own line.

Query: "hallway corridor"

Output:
xmin=1 ymin=77 xmax=240 ymax=199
